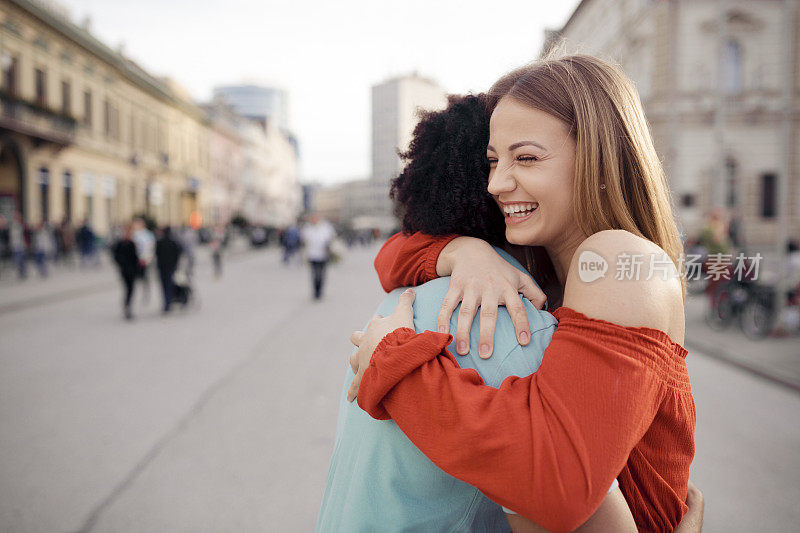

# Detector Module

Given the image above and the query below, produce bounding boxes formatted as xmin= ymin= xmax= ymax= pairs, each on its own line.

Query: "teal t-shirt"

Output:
xmin=316 ymin=248 xmax=559 ymax=532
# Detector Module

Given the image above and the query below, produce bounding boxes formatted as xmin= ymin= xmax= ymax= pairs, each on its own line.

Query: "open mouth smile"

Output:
xmin=502 ymin=202 xmax=538 ymax=224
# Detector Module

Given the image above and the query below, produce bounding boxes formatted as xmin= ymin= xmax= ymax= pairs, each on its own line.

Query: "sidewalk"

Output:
xmin=0 ymin=236 xmax=252 ymax=315
xmin=684 ymin=293 xmax=800 ymax=392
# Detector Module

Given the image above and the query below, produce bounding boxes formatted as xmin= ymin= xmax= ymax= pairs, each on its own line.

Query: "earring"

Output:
xmin=599 ymin=183 xmax=606 ymax=190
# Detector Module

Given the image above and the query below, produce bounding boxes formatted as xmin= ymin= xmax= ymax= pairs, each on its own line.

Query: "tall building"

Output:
xmin=212 ymin=84 xmax=289 ymax=131
xmin=542 ymin=0 xmax=800 ymax=247
xmin=370 ymin=73 xmax=447 ymax=228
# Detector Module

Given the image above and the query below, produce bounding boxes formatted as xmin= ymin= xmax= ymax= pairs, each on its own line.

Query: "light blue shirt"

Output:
xmin=316 ymin=248 xmax=561 ymax=532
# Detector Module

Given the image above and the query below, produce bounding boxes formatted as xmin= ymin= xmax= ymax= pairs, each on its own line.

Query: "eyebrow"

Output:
xmin=509 ymin=140 xmax=547 ymax=151
xmin=486 ymin=141 xmax=548 ymax=152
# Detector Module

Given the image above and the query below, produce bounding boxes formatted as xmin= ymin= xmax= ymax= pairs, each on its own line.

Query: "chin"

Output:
xmin=505 ymin=227 xmax=537 ymax=246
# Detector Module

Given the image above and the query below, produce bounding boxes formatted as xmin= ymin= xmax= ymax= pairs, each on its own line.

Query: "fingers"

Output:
xmin=437 ymin=286 xmax=462 ymax=335
xmin=346 ymin=372 xmax=361 ymax=402
xmin=349 ymin=330 xmax=364 ymax=347
xmin=477 ymin=297 xmax=499 ymax=358
xmin=503 ymin=287 xmax=531 ymax=346
xmin=349 ymin=350 xmax=359 ymax=374
xmin=397 ymin=288 xmax=415 ymax=322
xmin=686 ymin=480 xmax=703 ymax=507
xmin=518 ymin=277 xmax=547 ymax=310
xmin=455 ymin=289 xmax=480 ymax=355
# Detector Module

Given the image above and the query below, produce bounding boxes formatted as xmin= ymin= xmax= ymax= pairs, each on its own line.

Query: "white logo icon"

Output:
xmin=577 ymin=250 xmax=608 ymax=283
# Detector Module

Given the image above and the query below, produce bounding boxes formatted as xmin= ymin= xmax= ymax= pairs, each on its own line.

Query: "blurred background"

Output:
xmin=0 ymin=0 xmax=798 ymax=531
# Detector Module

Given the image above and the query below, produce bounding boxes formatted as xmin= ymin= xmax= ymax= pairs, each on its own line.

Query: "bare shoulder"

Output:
xmin=563 ymin=230 xmax=685 ymax=340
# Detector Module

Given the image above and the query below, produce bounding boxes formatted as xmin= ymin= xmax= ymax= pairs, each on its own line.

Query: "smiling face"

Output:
xmin=487 ymin=97 xmax=583 ymax=254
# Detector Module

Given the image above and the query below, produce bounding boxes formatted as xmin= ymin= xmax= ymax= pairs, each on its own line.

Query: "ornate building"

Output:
xmin=543 ymin=0 xmax=799 ymax=246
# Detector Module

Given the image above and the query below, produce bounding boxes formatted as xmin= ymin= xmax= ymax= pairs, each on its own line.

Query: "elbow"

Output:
xmin=538 ymin=508 xmax=590 ymax=533
xmin=532 ymin=488 xmax=599 ymax=533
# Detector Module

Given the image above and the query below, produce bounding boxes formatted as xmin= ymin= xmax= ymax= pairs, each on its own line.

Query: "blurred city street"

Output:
xmin=0 ymin=243 xmax=797 ymax=532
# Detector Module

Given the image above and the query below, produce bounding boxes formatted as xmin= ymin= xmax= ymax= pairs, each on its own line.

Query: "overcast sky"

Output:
xmin=57 ymin=0 xmax=581 ymax=184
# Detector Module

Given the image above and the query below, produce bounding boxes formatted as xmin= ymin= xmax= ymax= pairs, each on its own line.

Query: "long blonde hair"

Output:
xmin=489 ymin=55 xmax=686 ymax=301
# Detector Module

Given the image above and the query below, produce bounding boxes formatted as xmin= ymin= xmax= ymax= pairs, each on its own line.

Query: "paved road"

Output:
xmin=0 ymin=245 xmax=797 ymax=532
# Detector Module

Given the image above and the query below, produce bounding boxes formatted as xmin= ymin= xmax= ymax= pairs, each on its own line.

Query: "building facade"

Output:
xmin=370 ymin=73 xmax=447 ymax=229
xmin=0 ymin=0 xmax=214 ymax=234
xmin=0 ymin=0 xmax=301 ymax=235
xmin=543 ymin=0 xmax=800 ymax=246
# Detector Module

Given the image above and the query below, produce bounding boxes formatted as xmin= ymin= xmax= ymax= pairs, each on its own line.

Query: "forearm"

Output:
xmin=358 ymin=327 xmax=663 ymax=532
xmin=435 ymin=235 xmax=496 ymax=277
xmin=373 ymin=232 xmax=458 ymax=292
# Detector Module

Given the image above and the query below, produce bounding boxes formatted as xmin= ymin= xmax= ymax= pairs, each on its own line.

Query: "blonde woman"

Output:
xmin=348 ymin=56 xmax=695 ymax=532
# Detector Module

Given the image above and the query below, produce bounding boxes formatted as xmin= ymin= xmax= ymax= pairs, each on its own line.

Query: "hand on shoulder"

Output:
xmin=563 ymin=230 xmax=685 ymax=341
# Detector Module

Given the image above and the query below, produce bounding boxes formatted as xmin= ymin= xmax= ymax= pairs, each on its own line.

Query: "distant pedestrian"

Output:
xmin=300 ymin=213 xmax=335 ymax=300
xmin=281 ymin=223 xmax=301 ymax=265
xmin=155 ymin=226 xmax=182 ymax=313
xmin=76 ymin=219 xmax=99 ymax=268
xmin=179 ymin=225 xmax=199 ymax=280
xmin=0 ymin=214 xmax=9 ymax=276
xmin=10 ymin=212 xmax=27 ymax=279
xmin=32 ymin=222 xmax=57 ymax=277
xmin=132 ymin=217 xmax=156 ymax=304
xmin=209 ymin=224 xmax=226 ymax=278
xmin=728 ymin=207 xmax=746 ymax=254
xmin=112 ymin=223 xmax=140 ymax=320
xmin=56 ymin=218 xmax=76 ymax=266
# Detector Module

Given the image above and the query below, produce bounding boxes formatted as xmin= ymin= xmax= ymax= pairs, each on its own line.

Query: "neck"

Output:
xmin=545 ymin=232 xmax=584 ymax=288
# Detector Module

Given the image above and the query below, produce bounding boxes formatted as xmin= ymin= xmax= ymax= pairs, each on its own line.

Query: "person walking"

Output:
xmin=300 ymin=213 xmax=335 ymax=300
xmin=57 ymin=218 xmax=76 ymax=267
xmin=0 ymin=214 xmax=9 ymax=277
xmin=132 ymin=217 xmax=155 ymax=304
xmin=281 ymin=223 xmax=301 ymax=266
xmin=76 ymin=219 xmax=99 ymax=268
xmin=209 ymin=224 xmax=226 ymax=278
xmin=32 ymin=221 xmax=56 ymax=277
xmin=112 ymin=224 xmax=140 ymax=320
xmin=155 ymin=226 xmax=182 ymax=313
xmin=179 ymin=225 xmax=199 ymax=280
xmin=9 ymin=212 xmax=27 ymax=279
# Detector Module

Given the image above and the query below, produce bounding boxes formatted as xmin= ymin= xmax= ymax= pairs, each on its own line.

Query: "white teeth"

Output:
xmin=503 ymin=203 xmax=538 ymax=216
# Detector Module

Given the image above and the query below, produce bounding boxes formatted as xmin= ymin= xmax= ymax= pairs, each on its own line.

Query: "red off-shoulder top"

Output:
xmin=362 ymin=232 xmax=696 ymax=532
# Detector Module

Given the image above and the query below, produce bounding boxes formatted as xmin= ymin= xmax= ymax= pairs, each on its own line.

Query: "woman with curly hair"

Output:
xmin=348 ymin=56 xmax=700 ymax=532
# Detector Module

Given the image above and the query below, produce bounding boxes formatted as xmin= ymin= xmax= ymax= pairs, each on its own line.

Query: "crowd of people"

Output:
xmin=110 ymin=218 xmax=230 ymax=320
xmin=0 ymin=212 xmax=101 ymax=279
xmin=1 ymin=207 xmax=358 ymax=318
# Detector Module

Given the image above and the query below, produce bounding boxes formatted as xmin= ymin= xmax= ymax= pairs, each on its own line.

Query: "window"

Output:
xmin=680 ymin=193 xmax=696 ymax=208
xmin=61 ymin=80 xmax=71 ymax=115
xmin=63 ymin=171 xmax=72 ymax=222
xmin=760 ymin=173 xmax=777 ymax=218
xmin=38 ymin=167 xmax=49 ymax=222
xmin=129 ymin=112 xmax=136 ymax=148
xmin=35 ymin=68 xmax=46 ymax=107
xmin=722 ymin=39 xmax=743 ymax=95
xmin=2 ymin=55 xmax=17 ymax=96
xmin=83 ymin=90 xmax=92 ymax=127
xmin=104 ymin=99 xmax=110 ymax=137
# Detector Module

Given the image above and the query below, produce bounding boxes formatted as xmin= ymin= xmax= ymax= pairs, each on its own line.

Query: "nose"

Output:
xmin=487 ymin=161 xmax=517 ymax=196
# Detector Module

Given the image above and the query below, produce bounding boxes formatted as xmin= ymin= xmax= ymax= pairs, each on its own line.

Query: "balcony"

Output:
xmin=0 ymin=92 xmax=76 ymax=147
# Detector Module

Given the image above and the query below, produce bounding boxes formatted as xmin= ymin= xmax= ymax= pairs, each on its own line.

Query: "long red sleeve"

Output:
xmin=374 ymin=232 xmax=457 ymax=292
xmin=357 ymin=307 xmax=695 ymax=532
